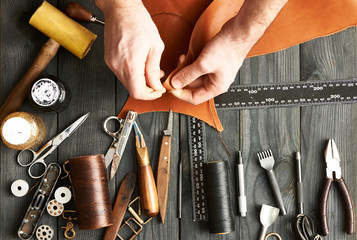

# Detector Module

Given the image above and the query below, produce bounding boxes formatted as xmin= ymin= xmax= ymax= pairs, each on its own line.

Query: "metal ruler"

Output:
xmin=188 ymin=116 xmax=208 ymax=221
xmin=188 ymin=78 xmax=357 ymax=221
xmin=214 ymin=78 xmax=357 ymax=109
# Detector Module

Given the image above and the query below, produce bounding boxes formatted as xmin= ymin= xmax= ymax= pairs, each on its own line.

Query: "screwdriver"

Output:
xmin=65 ymin=2 xmax=105 ymax=25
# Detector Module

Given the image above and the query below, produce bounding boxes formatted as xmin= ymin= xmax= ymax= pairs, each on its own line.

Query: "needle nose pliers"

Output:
xmin=320 ymin=139 xmax=355 ymax=236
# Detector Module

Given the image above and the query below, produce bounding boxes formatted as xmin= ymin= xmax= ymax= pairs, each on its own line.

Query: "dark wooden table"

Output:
xmin=1 ymin=1 xmax=357 ymax=240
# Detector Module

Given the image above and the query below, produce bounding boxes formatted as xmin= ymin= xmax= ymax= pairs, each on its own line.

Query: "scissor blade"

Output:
xmin=163 ymin=109 xmax=173 ymax=136
xmin=105 ymin=146 xmax=116 ymax=168
xmin=64 ymin=113 xmax=90 ymax=136
xmin=110 ymin=153 xmax=121 ymax=180
xmin=52 ymin=113 xmax=90 ymax=145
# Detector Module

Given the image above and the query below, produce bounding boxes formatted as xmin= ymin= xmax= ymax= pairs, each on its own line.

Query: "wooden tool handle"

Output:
xmin=157 ymin=135 xmax=172 ymax=222
xmin=139 ymin=164 xmax=159 ymax=217
xmin=0 ymin=38 xmax=60 ymax=124
xmin=336 ymin=177 xmax=355 ymax=234
xmin=65 ymin=2 xmax=93 ymax=22
xmin=103 ymin=172 xmax=137 ymax=240
xmin=320 ymin=177 xmax=333 ymax=236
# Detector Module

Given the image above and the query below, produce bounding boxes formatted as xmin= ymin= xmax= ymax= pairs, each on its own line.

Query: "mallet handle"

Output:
xmin=0 ymin=38 xmax=60 ymax=123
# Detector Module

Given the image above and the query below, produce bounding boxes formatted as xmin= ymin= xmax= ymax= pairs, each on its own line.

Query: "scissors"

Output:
xmin=103 ymin=111 xmax=137 ymax=180
xmin=17 ymin=113 xmax=90 ymax=179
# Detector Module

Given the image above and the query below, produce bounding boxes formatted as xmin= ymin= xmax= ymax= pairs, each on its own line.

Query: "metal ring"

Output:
xmin=264 ymin=232 xmax=282 ymax=240
xmin=103 ymin=116 xmax=123 ymax=136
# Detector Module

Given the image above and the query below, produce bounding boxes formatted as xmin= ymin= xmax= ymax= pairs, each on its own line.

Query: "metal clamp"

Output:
xmin=61 ymin=210 xmax=77 ymax=239
xmin=117 ymin=197 xmax=152 ymax=240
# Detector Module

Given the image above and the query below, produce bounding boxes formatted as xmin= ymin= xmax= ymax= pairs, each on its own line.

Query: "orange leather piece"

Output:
xmin=119 ymin=0 xmax=357 ymax=132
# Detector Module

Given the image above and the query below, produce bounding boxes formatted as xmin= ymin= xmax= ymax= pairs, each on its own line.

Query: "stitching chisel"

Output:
xmin=156 ymin=109 xmax=173 ymax=223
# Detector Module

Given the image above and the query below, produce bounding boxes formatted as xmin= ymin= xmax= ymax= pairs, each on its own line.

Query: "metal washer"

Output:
xmin=36 ymin=225 xmax=54 ymax=240
xmin=47 ymin=199 xmax=64 ymax=217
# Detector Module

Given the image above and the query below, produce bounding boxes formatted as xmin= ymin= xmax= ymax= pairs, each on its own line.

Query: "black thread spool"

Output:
xmin=203 ymin=160 xmax=235 ymax=234
xmin=28 ymin=75 xmax=71 ymax=112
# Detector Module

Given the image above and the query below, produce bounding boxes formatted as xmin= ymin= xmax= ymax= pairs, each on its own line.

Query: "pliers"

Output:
xmin=320 ymin=139 xmax=355 ymax=236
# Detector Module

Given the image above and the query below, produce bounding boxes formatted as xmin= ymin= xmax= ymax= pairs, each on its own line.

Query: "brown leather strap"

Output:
xmin=320 ymin=177 xmax=333 ymax=236
xmin=336 ymin=177 xmax=355 ymax=235
xmin=102 ymin=172 xmax=137 ymax=240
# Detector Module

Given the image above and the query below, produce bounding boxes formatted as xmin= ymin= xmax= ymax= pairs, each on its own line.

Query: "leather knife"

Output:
xmin=156 ymin=109 xmax=173 ymax=223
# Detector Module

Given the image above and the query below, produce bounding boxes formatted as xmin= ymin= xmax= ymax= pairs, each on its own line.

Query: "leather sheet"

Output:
xmin=119 ymin=0 xmax=357 ymax=132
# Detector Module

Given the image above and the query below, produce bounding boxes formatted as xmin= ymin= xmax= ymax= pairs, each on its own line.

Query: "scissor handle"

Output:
xmin=18 ymin=148 xmax=38 ymax=167
xmin=103 ymin=116 xmax=123 ymax=137
xmin=28 ymin=160 xmax=47 ymax=179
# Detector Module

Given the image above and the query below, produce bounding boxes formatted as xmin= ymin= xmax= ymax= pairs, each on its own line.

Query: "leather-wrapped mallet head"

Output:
xmin=29 ymin=1 xmax=97 ymax=59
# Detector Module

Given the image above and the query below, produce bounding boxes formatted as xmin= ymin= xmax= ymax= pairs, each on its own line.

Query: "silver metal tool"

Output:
xmin=18 ymin=163 xmax=61 ymax=239
xmin=259 ymin=204 xmax=280 ymax=240
xmin=236 ymin=151 xmax=247 ymax=217
xmin=257 ymin=149 xmax=287 ymax=216
xmin=104 ymin=111 xmax=137 ymax=180
xmin=17 ymin=113 xmax=89 ymax=179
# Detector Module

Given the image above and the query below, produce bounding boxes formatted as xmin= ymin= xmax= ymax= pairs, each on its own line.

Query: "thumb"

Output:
xmin=172 ymin=61 xmax=206 ymax=89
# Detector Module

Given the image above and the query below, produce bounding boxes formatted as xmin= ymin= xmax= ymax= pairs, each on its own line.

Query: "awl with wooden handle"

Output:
xmin=65 ymin=2 xmax=105 ymax=24
xmin=133 ymin=122 xmax=159 ymax=217
xmin=156 ymin=109 xmax=173 ymax=223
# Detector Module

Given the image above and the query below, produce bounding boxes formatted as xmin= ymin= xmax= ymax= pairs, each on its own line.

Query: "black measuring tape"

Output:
xmin=188 ymin=78 xmax=357 ymax=221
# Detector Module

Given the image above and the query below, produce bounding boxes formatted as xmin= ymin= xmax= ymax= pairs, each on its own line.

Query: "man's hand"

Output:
xmin=96 ymin=0 xmax=166 ymax=100
xmin=170 ymin=0 xmax=288 ymax=105
xmin=170 ymin=34 xmax=248 ymax=105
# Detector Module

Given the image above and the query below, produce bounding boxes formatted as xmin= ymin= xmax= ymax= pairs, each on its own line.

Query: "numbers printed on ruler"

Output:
xmin=214 ymin=78 xmax=357 ymax=109
xmin=188 ymin=117 xmax=208 ymax=221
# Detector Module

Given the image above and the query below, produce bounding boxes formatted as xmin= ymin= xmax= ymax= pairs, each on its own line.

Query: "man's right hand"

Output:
xmin=96 ymin=0 xmax=166 ymax=100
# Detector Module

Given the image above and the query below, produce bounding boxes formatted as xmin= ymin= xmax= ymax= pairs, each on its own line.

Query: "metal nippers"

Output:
xmin=320 ymin=139 xmax=355 ymax=236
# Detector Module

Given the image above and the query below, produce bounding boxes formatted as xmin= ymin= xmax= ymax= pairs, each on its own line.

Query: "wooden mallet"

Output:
xmin=0 ymin=1 xmax=97 ymax=123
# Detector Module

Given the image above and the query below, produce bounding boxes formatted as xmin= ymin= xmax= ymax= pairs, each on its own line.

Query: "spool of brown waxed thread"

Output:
xmin=0 ymin=112 xmax=46 ymax=150
xmin=203 ymin=160 xmax=235 ymax=234
xmin=69 ymin=154 xmax=113 ymax=229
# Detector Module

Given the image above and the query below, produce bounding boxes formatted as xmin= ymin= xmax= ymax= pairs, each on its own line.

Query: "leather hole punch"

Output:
xmin=117 ymin=197 xmax=152 ymax=240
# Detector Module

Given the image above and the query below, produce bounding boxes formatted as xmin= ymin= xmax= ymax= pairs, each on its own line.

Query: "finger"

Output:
xmin=171 ymin=60 xmax=207 ymax=89
xmin=177 ymin=54 xmax=186 ymax=66
xmin=125 ymin=59 xmax=163 ymax=100
xmin=145 ymin=48 xmax=166 ymax=93
xmin=170 ymin=86 xmax=216 ymax=105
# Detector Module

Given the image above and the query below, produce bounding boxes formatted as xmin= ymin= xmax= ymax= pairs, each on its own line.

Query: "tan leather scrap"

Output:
xmin=119 ymin=0 xmax=357 ymax=132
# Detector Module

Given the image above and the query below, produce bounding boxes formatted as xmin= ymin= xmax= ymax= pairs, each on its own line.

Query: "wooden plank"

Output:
xmin=237 ymin=46 xmax=300 ymax=239
xmin=0 ymin=0 xmax=58 ymax=239
xmin=300 ymin=27 xmax=357 ymax=240
xmin=55 ymin=0 xmax=116 ymax=239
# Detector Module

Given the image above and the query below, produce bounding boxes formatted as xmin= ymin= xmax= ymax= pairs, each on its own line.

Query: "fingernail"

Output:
xmin=172 ymin=78 xmax=182 ymax=88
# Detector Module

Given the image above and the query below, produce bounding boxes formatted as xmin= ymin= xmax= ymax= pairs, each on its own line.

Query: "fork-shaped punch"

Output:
xmin=257 ymin=149 xmax=287 ymax=215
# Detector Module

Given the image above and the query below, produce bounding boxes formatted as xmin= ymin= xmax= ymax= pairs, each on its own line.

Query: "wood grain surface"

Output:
xmin=1 ymin=1 xmax=356 ymax=240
